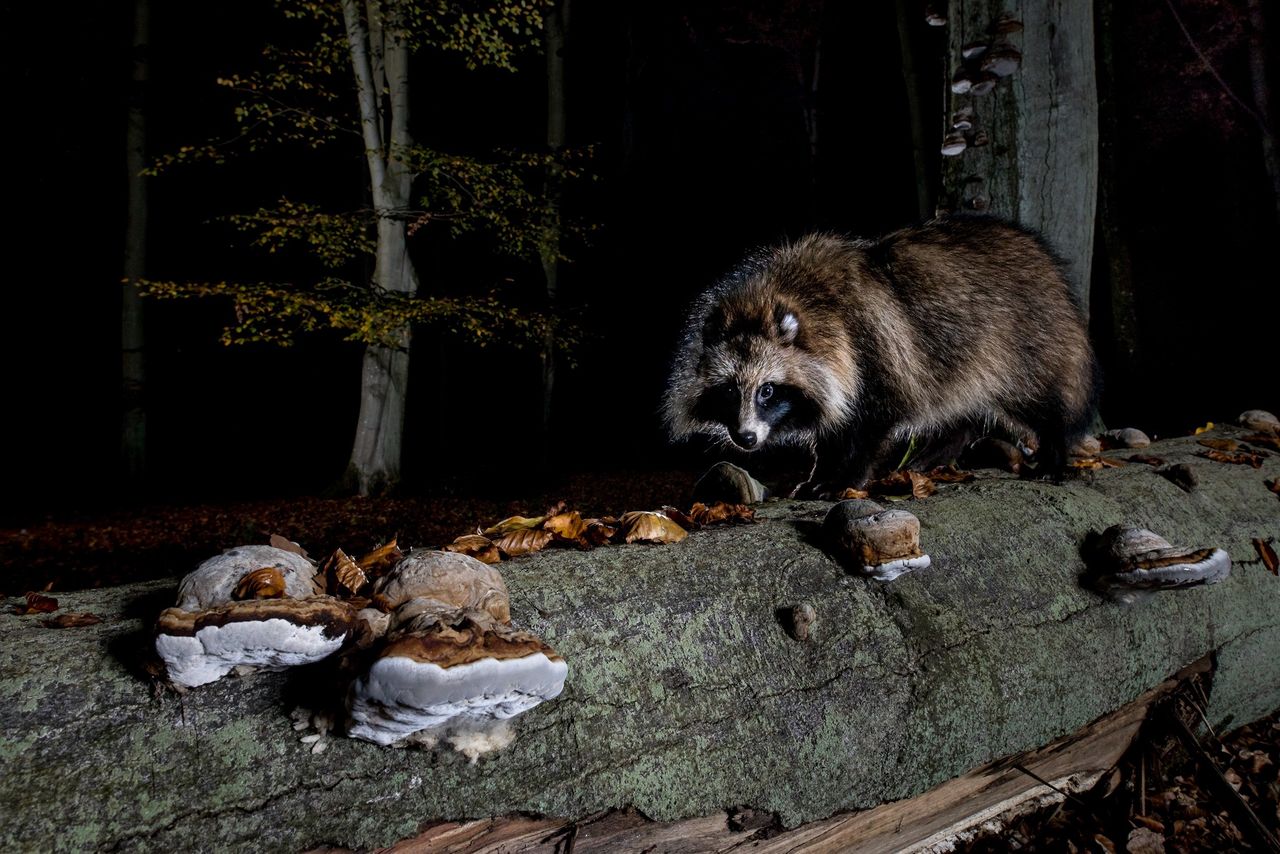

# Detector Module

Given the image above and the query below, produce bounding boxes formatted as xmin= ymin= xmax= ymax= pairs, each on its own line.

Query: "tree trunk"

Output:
xmin=121 ymin=0 xmax=148 ymax=486
xmin=1245 ymin=0 xmax=1280 ymax=229
xmin=341 ymin=0 xmax=420 ymax=496
xmin=3 ymin=428 xmax=1279 ymax=850
xmin=940 ymin=0 xmax=1098 ymax=313
xmin=539 ymin=0 xmax=569 ymax=470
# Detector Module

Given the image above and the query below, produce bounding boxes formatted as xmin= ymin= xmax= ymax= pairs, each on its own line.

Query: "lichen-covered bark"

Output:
xmin=1 ymin=428 xmax=1278 ymax=851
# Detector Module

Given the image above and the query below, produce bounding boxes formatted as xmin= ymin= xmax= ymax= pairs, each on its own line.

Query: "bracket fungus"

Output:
xmin=692 ymin=461 xmax=768 ymax=505
xmin=1086 ymin=525 xmax=1231 ymax=602
xmin=1239 ymin=409 xmax=1279 ymax=434
xmin=346 ymin=550 xmax=567 ymax=749
xmin=155 ymin=545 xmax=358 ymax=688
xmin=823 ymin=500 xmax=932 ymax=581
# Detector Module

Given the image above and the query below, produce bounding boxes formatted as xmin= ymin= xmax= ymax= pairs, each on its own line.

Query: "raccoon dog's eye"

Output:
xmin=757 ymin=383 xmax=774 ymax=403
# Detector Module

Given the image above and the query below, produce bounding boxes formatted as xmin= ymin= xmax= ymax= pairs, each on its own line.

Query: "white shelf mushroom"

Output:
xmin=823 ymin=500 xmax=932 ymax=581
xmin=155 ymin=545 xmax=357 ymax=688
xmin=1087 ymin=525 xmax=1231 ymax=603
xmin=346 ymin=550 xmax=568 ymax=749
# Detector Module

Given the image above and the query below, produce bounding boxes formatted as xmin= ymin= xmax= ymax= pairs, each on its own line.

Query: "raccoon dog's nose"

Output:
xmin=738 ymin=431 xmax=758 ymax=449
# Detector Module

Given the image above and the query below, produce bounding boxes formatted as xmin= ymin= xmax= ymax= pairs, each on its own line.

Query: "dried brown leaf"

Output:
xmin=925 ymin=464 xmax=975 ymax=483
xmin=909 ymin=471 xmax=937 ymax=498
xmin=482 ymin=515 xmax=546 ymax=538
xmin=494 ymin=528 xmax=554 ymax=557
xmin=1267 ymin=479 xmax=1280 ymax=497
xmin=1242 ymin=433 xmax=1280 ymax=452
xmin=357 ymin=538 xmax=403 ymax=576
xmin=583 ymin=520 xmax=618 ymax=546
xmin=544 ymin=511 xmax=587 ymax=541
xmin=268 ymin=534 xmax=310 ymax=559
xmin=233 ymin=566 xmax=288 ymax=600
xmin=1128 ymin=454 xmax=1165 ymax=466
xmin=41 ymin=612 xmax=103 ymax=629
xmin=689 ymin=502 xmax=756 ymax=526
xmin=443 ymin=534 xmax=503 ymax=564
xmin=1093 ymin=833 xmax=1116 ymax=854
xmin=1198 ymin=437 xmax=1239 ymax=452
xmin=1197 ymin=449 xmax=1267 ymax=468
xmin=1253 ymin=538 xmax=1278 ymax=576
xmin=838 ymin=487 xmax=870 ymax=500
xmin=13 ymin=591 xmax=59 ymax=615
xmin=322 ymin=549 xmax=367 ymax=596
xmin=1132 ymin=814 xmax=1165 ymax=833
xmin=619 ymin=511 xmax=688 ymax=544
xmin=543 ymin=499 xmax=568 ymax=517
xmin=1071 ymin=456 xmax=1126 ymax=470
xmin=661 ymin=506 xmax=697 ymax=530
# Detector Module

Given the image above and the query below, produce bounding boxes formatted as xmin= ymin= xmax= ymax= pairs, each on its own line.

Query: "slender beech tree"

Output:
xmin=121 ymin=0 xmax=149 ymax=484
xmin=938 ymin=0 xmax=1098 ymax=311
xmin=143 ymin=1 xmax=585 ymax=496
xmin=339 ymin=0 xmax=419 ymax=495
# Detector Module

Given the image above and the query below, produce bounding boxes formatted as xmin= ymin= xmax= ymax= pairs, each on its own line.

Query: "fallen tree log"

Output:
xmin=1 ymin=427 xmax=1278 ymax=852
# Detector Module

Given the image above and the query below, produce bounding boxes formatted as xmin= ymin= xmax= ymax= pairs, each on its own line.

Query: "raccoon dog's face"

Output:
xmin=690 ymin=305 xmax=820 ymax=451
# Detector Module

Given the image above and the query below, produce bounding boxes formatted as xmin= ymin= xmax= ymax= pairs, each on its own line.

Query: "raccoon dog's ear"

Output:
xmin=775 ymin=306 xmax=800 ymax=344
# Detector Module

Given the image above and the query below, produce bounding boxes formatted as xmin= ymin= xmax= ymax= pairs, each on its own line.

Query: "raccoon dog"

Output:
xmin=663 ymin=215 xmax=1099 ymax=497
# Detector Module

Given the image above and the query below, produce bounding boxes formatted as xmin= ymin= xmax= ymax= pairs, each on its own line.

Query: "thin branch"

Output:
xmin=1161 ymin=0 xmax=1267 ymax=130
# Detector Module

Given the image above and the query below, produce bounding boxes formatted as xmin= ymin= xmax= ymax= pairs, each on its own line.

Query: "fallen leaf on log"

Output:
xmin=619 ymin=511 xmax=687 ymax=544
xmin=868 ymin=470 xmax=936 ymax=499
xmin=1128 ymin=454 xmax=1165 ymax=466
xmin=357 ymin=539 xmax=403 ymax=576
xmin=1253 ymin=539 xmax=1278 ymax=576
xmin=661 ymin=506 xmax=696 ymax=530
xmin=689 ymin=502 xmax=755 ymax=526
xmin=443 ymin=535 xmax=503 ymax=564
xmin=1194 ymin=422 xmax=1215 ymax=435
xmin=13 ymin=592 xmax=59 ymax=614
xmin=544 ymin=511 xmax=587 ymax=541
xmin=838 ymin=488 xmax=870 ymax=499
xmin=482 ymin=515 xmax=546 ymax=538
xmin=234 ymin=567 xmax=288 ymax=600
xmin=583 ymin=520 xmax=618 ymax=545
xmin=41 ymin=612 xmax=103 ymax=629
xmin=322 ymin=550 xmax=367 ymax=596
xmin=925 ymin=465 xmax=975 ymax=483
xmin=494 ymin=528 xmax=555 ymax=557
xmin=269 ymin=534 xmax=309 ymax=559
xmin=1198 ymin=438 xmax=1239 ymax=452
xmin=1070 ymin=456 xmax=1125 ymax=470
xmin=1242 ymin=433 xmax=1280 ymax=452
xmin=1197 ymin=450 xmax=1267 ymax=468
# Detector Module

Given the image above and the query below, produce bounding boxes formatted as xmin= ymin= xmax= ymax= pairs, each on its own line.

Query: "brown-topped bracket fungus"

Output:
xmin=1239 ymin=409 xmax=1279 ymax=434
xmin=1101 ymin=427 xmax=1151 ymax=450
xmin=155 ymin=545 xmax=359 ymax=688
xmin=346 ymin=550 xmax=567 ymax=750
xmin=823 ymin=499 xmax=931 ymax=581
xmin=1085 ymin=525 xmax=1230 ymax=603
xmin=692 ymin=461 xmax=768 ymax=505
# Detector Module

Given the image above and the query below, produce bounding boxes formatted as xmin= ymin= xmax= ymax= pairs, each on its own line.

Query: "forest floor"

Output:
xmin=2 ymin=467 xmax=1277 ymax=851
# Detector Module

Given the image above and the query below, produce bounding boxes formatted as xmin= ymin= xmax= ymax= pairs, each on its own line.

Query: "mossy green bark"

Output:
xmin=1 ymin=429 xmax=1278 ymax=852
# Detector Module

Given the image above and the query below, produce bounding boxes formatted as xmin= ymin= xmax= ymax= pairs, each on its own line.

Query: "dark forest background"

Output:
xmin=3 ymin=0 xmax=1277 ymax=522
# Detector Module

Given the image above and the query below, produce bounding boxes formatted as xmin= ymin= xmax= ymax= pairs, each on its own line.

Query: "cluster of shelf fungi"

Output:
xmin=153 ymin=410 xmax=1278 ymax=755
